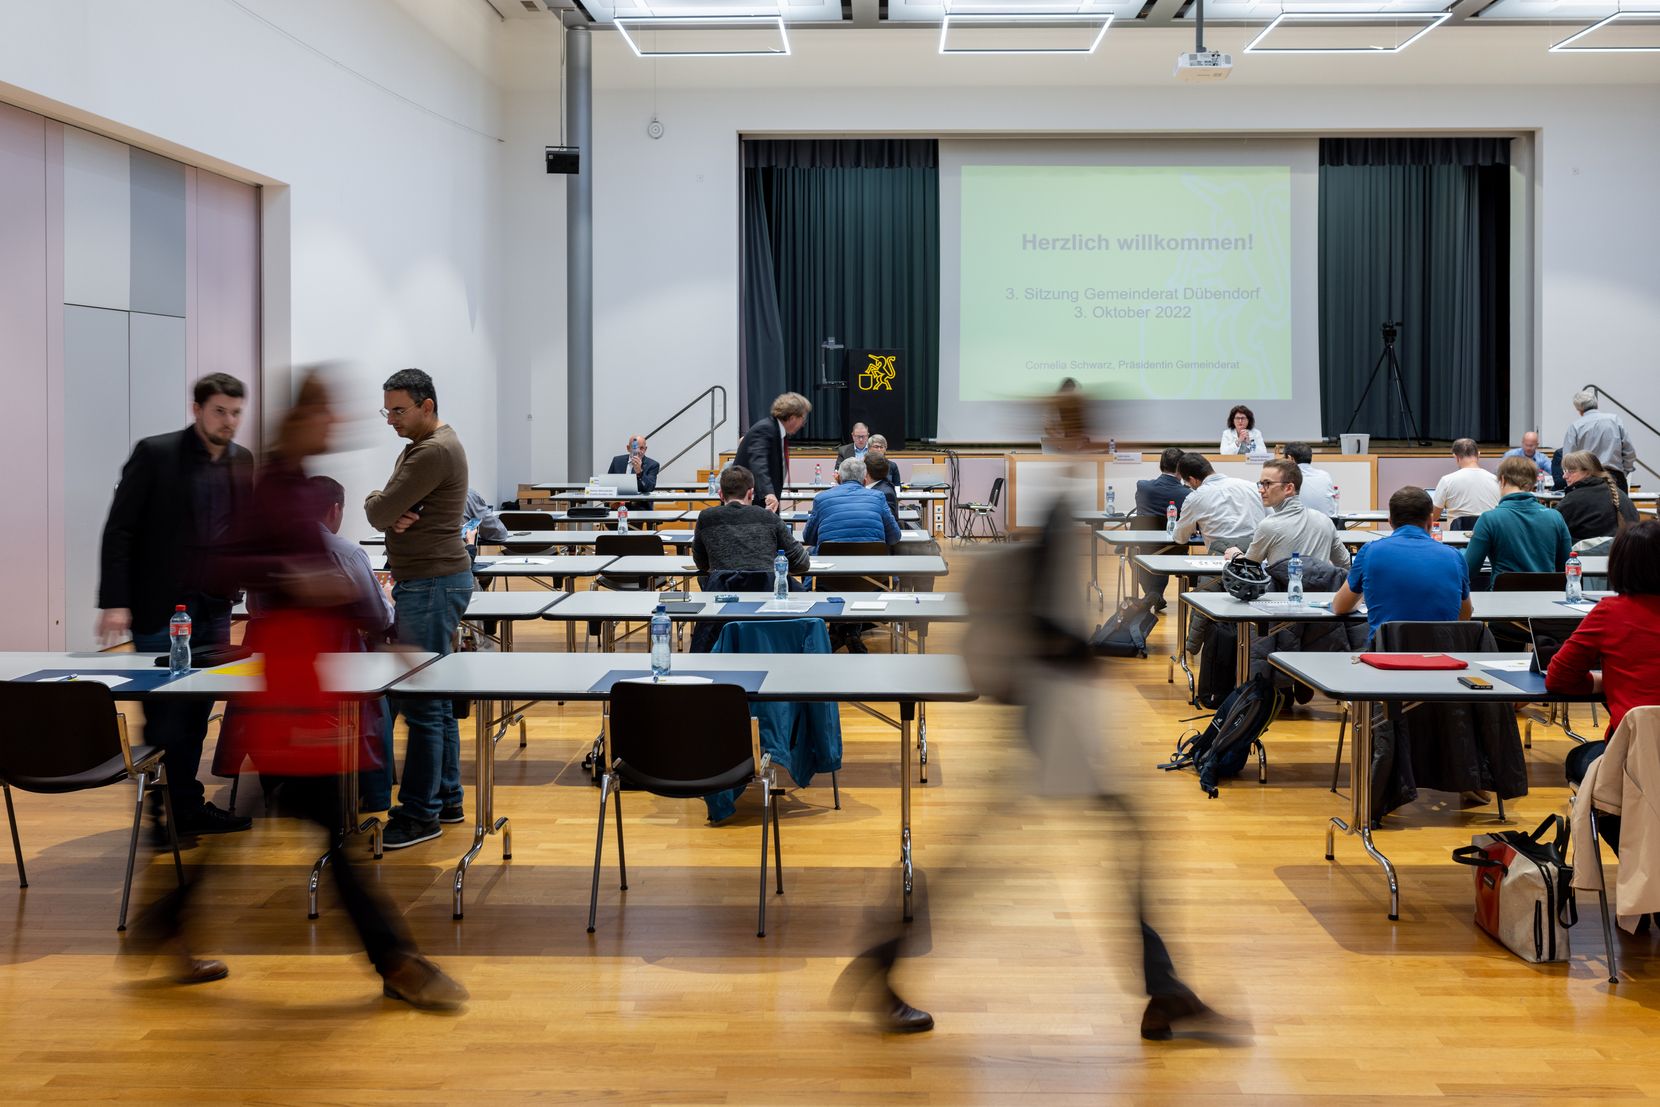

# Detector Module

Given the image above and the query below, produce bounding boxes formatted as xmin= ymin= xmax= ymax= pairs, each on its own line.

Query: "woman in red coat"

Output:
xmin=1547 ymin=521 xmax=1660 ymax=787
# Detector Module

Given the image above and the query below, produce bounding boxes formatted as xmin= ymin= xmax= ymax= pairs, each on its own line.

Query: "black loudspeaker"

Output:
xmin=545 ymin=146 xmax=580 ymax=174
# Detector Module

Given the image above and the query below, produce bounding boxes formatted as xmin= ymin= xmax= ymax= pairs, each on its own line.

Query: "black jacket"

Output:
xmin=98 ymin=427 xmax=254 ymax=634
xmin=734 ymin=417 xmax=786 ymax=502
xmin=605 ymin=453 xmax=660 ymax=493
xmin=1135 ymin=473 xmax=1189 ymax=518
xmin=1555 ymin=476 xmax=1638 ymax=543
xmin=870 ymin=477 xmax=900 ymax=521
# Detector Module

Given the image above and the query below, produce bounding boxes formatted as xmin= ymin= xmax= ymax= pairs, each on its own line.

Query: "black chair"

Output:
xmin=1128 ymin=513 xmax=1179 ymax=605
xmin=593 ymin=532 xmax=667 ymax=592
xmin=0 ymin=681 xmax=185 ymax=931
xmin=960 ymin=477 xmax=1005 ymax=542
xmin=496 ymin=510 xmax=562 ymax=555
xmin=587 ymin=681 xmax=781 ymax=937
xmin=1493 ymin=572 xmax=1568 ymax=592
xmin=816 ymin=539 xmax=893 ymax=655
xmin=1450 ymin=515 xmax=1479 ymax=532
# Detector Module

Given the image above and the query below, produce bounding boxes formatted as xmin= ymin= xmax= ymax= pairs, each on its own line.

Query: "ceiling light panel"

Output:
xmin=888 ymin=0 xmax=1135 ymax=22
xmin=939 ymin=13 xmax=1113 ymax=54
xmin=1550 ymin=11 xmax=1660 ymax=51
xmin=614 ymin=14 xmax=792 ymax=55
xmin=1244 ymin=11 xmax=1450 ymax=53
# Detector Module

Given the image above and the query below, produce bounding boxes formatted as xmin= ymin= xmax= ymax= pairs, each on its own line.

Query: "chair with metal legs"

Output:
xmin=960 ymin=477 xmax=1005 ymax=542
xmin=0 ymin=681 xmax=186 ymax=931
xmin=587 ymin=681 xmax=782 ymax=938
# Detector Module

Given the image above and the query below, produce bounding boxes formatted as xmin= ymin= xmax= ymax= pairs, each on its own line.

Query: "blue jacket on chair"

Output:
xmin=704 ymin=618 xmax=842 ymax=821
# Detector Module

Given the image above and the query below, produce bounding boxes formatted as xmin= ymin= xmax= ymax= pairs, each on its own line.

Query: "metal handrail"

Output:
xmin=1584 ymin=384 xmax=1659 ymax=484
xmin=643 ymin=385 xmax=728 ymax=476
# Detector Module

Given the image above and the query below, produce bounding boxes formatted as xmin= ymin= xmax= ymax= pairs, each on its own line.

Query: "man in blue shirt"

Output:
xmin=1463 ymin=456 xmax=1574 ymax=590
xmin=1332 ymin=486 xmax=1471 ymax=641
xmin=802 ymin=457 xmax=900 ymax=553
xmin=1502 ymin=430 xmax=1551 ymax=476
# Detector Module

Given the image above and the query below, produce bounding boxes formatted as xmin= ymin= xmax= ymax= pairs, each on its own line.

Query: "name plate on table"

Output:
xmin=585 ymin=482 xmax=618 ymax=497
xmin=1247 ymin=450 xmax=1274 ymax=462
xmin=1113 ymin=451 xmax=1143 ymax=464
xmin=1188 ymin=558 xmax=1226 ymax=570
xmin=1252 ymin=600 xmax=1327 ymax=616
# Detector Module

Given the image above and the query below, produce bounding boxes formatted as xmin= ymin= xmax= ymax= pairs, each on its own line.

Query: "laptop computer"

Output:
xmin=1528 ymin=617 xmax=1581 ymax=675
xmin=590 ymin=472 xmax=639 ymax=495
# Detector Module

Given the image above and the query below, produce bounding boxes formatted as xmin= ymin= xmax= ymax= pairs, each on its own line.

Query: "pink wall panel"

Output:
xmin=0 ymin=103 xmax=51 ymax=648
xmin=192 ymin=168 xmax=260 ymax=455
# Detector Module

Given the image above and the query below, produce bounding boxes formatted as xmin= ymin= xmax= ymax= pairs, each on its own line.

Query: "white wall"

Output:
xmin=0 ymin=0 xmax=507 ymax=531
xmin=493 ymin=25 xmax=1660 ymax=485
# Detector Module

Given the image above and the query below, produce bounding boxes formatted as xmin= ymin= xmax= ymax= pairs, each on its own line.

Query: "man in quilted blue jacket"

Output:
xmin=801 ymin=457 xmax=899 ymax=553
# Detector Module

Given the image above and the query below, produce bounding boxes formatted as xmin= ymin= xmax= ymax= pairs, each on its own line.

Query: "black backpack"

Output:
xmin=1090 ymin=595 xmax=1159 ymax=658
xmin=1160 ymin=674 xmax=1277 ymax=797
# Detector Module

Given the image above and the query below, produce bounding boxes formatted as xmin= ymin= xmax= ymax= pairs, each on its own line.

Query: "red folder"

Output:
xmin=1358 ymin=653 xmax=1469 ymax=671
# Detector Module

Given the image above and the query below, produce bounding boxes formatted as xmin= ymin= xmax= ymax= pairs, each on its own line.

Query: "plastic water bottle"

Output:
xmin=616 ymin=504 xmax=629 ymax=532
xmin=1566 ymin=553 xmax=1583 ymax=601
xmin=1333 ymin=483 xmax=1342 ymax=511
xmin=707 ymin=470 xmax=718 ymax=496
xmin=1537 ymin=468 xmax=1549 ymax=495
xmin=1105 ymin=486 xmax=1117 ymax=517
xmin=814 ymin=461 xmax=823 ymax=486
xmin=1166 ymin=500 xmax=1178 ymax=537
xmin=773 ymin=549 xmax=790 ymax=600
xmin=1432 ymin=520 xmax=1444 ymax=542
xmin=649 ymin=605 xmax=671 ymax=678
xmin=1108 ymin=437 xmax=1117 ymax=456
xmin=168 ymin=605 xmax=192 ymax=677
xmin=1287 ymin=552 xmax=1304 ymax=606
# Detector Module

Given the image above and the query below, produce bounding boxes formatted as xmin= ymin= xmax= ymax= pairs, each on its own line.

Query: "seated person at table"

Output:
xmin=1282 ymin=441 xmax=1337 ymax=517
xmin=803 ymin=457 xmax=900 ymax=554
xmin=1463 ymin=456 xmax=1573 ymax=590
xmin=691 ymin=464 xmax=809 ymax=590
xmin=835 ymin=422 xmax=870 ymax=465
xmin=867 ymin=434 xmax=900 ymax=483
xmin=1556 ymin=450 xmax=1639 ymax=545
xmin=1431 ymin=438 xmax=1500 ymax=530
xmin=1171 ymin=453 xmax=1265 ymax=555
xmin=462 ymin=488 xmax=508 ymax=554
xmin=1134 ymin=448 xmax=1190 ymax=611
xmin=1332 ymin=487 xmax=1471 ymax=642
xmin=605 ymin=433 xmax=660 ymax=493
xmin=1219 ymin=404 xmax=1267 ymax=456
xmin=1223 ymin=460 xmax=1350 ymax=569
xmin=1548 ymin=522 xmax=1660 ymax=792
xmin=1502 ymin=430 xmax=1551 ymax=476
xmin=865 ymin=450 xmax=901 ymax=522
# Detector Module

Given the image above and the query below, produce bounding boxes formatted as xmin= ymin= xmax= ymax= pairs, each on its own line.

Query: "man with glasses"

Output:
xmin=365 ymin=368 xmax=472 ymax=850
xmin=1224 ymin=459 xmax=1350 ymax=569
xmin=835 ymin=423 xmax=870 ymax=465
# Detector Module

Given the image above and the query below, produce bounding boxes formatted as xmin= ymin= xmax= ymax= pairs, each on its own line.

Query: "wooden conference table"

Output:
xmin=391 ymin=651 xmax=978 ymax=921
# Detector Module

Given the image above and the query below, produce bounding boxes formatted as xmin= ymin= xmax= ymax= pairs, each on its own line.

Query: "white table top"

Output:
xmin=1267 ymin=651 xmax=1595 ymax=703
xmin=461 ymin=555 xmax=618 ymax=577
xmin=1133 ymin=554 xmax=1231 ymax=575
xmin=389 ymin=651 xmax=978 ymax=703
xmin=543 ymin=590 xmax=965 ymax=622
xmin=462 ymin=591 xmax=568 ymax=619
xmin=1184 ymin=588 xmax=1605 ymax=625
xmin=0 ymin=650 xmax=437 ymax=698
xmin=601 ymin=554 xmax=949 ymax=578
xmin=1097 ymin=530 xmax=1200 ymax=548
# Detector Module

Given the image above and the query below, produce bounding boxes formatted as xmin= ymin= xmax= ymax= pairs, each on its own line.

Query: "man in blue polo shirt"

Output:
xmin=1332 ymin=486 xmax=1472 ymax=641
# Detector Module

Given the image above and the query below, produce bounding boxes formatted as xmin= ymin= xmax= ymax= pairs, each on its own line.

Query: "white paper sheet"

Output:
xmin=49 ymin=674 xmax=132 ymax=688
xmin=848 ymin=602 xmax=888 ymax=612
xmin=759 ymin=600 xmax=814 ymax=613
xmin=1481 ymin=659 xmax=1534 ymax=672
xmin=809 ymin=561 xmax=835 ymax=571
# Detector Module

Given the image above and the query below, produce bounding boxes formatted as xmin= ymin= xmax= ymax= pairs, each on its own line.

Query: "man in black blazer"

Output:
xmin=835 ymin=422 xmax=870 ymax=465
xmin=733 ymin=391 xmax=811 ymax=512
xmin=97 ymin=373 xmax=254 ymax=835
xmin=605 ymin=434 xmax=660 ymax=493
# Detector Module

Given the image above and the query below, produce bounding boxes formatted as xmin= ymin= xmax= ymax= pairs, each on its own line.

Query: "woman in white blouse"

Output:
xmin=1219 ymin=405 xmax=1267 ymax=455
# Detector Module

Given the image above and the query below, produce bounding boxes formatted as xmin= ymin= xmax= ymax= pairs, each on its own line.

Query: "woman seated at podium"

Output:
xmin=1219 ymin=404 xmax=1267 ymax=455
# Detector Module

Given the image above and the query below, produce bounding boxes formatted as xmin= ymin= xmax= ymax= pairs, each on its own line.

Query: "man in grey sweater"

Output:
xmin=1224 ymin=459 xmax=1351 ymax=569
xmin=365 ymin=368 xmax=472 ymax=850
xmin=692 ymin=465 xmax=810 ymax=585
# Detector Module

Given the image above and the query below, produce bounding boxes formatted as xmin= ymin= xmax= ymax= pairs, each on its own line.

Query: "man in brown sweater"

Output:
xmin=365 ymin=368 xmax=473 ymax=849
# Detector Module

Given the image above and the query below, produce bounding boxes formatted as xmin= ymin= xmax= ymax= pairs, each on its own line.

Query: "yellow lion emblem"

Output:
xmin=857 ymin=354 xmax=897 ymax=391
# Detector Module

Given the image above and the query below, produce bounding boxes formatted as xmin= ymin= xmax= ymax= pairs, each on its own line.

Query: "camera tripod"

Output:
xmin=1344 ymin=321 xmax=1427 ymax=446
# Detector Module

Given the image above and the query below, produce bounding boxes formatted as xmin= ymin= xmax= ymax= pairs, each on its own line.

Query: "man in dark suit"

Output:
xmin=835 ymin=423 xmax=870 ymax=465
xmin=1133 ymin=447 xmax=1192 ymax=612
xmin=605 ymin=434 xmax=660 ymax=493
xmin=97 ymin=372 xmax=254 ymax=835
xmin=733 ymin=391 xmax=811 ymax=513
xmin=865 ymin=450 xmax=901 ymax=522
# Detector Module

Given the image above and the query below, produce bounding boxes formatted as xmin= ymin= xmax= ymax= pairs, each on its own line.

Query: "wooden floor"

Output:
xmin=4 ymin=544 xmax=1659 ymax=1105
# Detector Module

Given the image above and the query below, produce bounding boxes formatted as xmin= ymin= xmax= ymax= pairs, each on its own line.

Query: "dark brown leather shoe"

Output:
xmin=174 ymin=957 xmax=229 ymax=985
xmin=382 ymin=954 xmax=469 ymax=1010
xmin=884 ymin=991 xmax=934 ymax=1033
xmin=1141 ymin=991 xmax=1213 ymax=1041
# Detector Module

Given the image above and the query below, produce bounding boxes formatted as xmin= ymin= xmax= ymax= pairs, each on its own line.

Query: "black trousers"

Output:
xmin=135 ymin=599 xmax=231 ymax=814
xmin=160 ymin=775 xmax=413 ymax=975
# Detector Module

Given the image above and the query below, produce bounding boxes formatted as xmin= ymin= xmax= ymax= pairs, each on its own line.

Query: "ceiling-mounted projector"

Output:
xmin=1174 ymin=50 xmax=1233 ymax=81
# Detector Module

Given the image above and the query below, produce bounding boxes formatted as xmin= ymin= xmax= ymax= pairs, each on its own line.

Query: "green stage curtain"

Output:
xmin=1318 ymin=137 xmax=1510 ymax=442
xmin=740 ymin=139 xmax=939 ymax=443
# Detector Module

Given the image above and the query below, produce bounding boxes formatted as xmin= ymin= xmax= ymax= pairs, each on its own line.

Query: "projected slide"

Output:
xmin=959 ymin=165 xmax=1292 ymax=401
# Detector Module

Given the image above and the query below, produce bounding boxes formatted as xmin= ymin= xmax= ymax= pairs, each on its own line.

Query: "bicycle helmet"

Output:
xmin=1221 ymin=556 xmax=1271 ymax=602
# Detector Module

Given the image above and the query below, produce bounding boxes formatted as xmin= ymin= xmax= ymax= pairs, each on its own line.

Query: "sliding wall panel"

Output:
xmin=129 ymin=312 xmax=189 ymax=442
xmin=0 ymin=103 xmax=50 ymax=649
xmin=63 ymin=306 xmax=131 ymax=651
xmin=194 ymin=168 xmax=261 ymax=451
xmin=62 ymin=126 xmax=130 ymax=311
xmin=128 ymin=148 xmax=186 ymax=317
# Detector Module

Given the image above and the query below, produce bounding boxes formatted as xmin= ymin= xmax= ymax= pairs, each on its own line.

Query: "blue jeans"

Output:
xmin=389 ymin=569 xmax=472 ymax=821
xmin=136 ymin=598 xmax=231 ymax=814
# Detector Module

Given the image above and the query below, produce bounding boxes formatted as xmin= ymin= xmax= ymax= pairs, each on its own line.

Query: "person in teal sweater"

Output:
xmin=1464 ymin=455 xmax=1574 ymax=589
